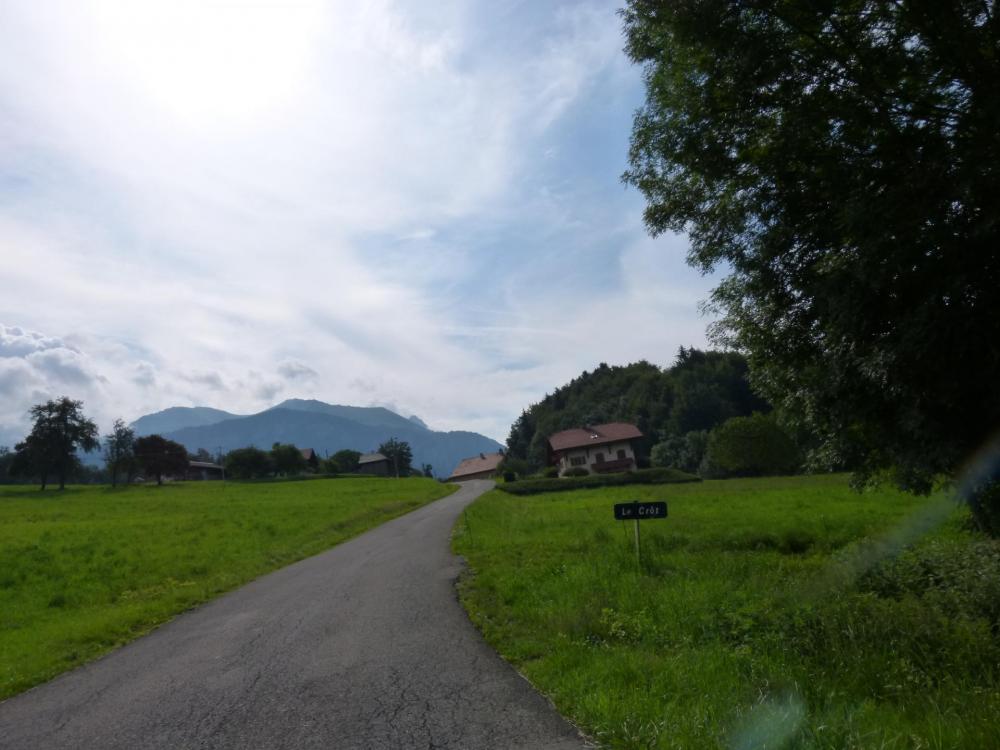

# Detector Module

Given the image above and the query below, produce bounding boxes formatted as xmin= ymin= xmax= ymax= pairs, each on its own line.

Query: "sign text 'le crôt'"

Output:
xmin=613 ymin=501 xmax=667 ymax=521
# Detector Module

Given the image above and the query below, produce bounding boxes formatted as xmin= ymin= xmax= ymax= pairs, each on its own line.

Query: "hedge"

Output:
xmin=496 ymin=467 xmax=701 ymax=495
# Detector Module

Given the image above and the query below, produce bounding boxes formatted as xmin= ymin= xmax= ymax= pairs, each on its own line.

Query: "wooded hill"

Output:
xmin=505 ymin=348 xmax=770 ymax=471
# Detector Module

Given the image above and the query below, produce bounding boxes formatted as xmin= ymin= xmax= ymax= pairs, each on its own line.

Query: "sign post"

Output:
xmin=613 ymin=500 xmax=668 ymax=567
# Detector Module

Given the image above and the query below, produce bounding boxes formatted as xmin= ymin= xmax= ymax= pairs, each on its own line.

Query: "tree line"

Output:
xmin=0 ymin=397 xmax=427 ymax=488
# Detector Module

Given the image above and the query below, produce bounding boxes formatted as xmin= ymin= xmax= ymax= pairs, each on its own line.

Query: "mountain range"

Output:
xmin=130 ymin=399 xmax=503 ymax=478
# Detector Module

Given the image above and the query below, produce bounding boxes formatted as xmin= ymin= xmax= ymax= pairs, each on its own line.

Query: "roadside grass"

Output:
xmin=453 ymin=474 xmax=1000 ymax=749
xmin=0 ymin=477 xmax=454 ymax=700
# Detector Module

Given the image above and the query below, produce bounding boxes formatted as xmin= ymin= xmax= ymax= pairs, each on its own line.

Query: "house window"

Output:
xmin=595 ymin=452 xmax=605 ymax=464
xmin=617 ymin=449 xmax=626 ymax=460
xmin=570 ymin=456 xmax=587 ymax=466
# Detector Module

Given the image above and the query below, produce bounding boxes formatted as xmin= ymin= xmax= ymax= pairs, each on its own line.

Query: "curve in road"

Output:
xmin=0 ymin=480 xmax=588 ymax=749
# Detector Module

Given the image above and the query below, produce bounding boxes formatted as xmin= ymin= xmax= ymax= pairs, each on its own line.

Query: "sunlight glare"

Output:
xmin=91 ymin=0 xmax=326 ymax=130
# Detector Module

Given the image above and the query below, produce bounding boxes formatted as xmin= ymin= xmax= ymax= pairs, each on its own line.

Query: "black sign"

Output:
xmin=614 ymin=501 xmax=667 ymax=520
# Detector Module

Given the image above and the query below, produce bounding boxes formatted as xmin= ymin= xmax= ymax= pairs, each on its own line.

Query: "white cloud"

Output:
xmin=0 ymin=1 xmax=718 ymax=444
xmin=277 ymin=361 xmax=319 ymax=381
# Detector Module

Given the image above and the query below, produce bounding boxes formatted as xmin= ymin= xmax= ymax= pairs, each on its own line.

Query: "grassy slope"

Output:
xmin=0 ymin=477 xmax=454 ymax=700
xmin=453 ymin=475 xmax=1000 ymax=749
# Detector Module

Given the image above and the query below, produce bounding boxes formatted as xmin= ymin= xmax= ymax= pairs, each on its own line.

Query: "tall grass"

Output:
xmin=453 ymin=475 xmax=1000 ymax=749
xmin=0 ymin=478 xmax=453 ymax=699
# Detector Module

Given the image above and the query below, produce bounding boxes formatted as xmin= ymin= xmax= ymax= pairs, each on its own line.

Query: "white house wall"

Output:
xmin=558 ymin=441 xmax=636 ymax=475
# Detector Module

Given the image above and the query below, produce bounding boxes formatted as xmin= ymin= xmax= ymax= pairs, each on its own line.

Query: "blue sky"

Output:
xmin=0 ymin=0 xmax=715 ymax=445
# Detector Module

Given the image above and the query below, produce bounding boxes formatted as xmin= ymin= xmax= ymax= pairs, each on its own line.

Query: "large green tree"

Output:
xmin=224 ymin=447 xmax=272 ymax=479
xmin=12 ymin=397 xmax=99 ymax=490
xmin=0 ymin=446 xmax=12 ymax=484
xmin=103 ymin=418 xmax=136 ymax=488
xmin=270 ymin=443 xmax=306 ymax=476
xmin=134 ymin=434 xmax=189 ymax=485
xmin=622 ymin=2 xmax=1000 ymax=527
xmin=377 ymin=438 xmax=412 ymax=478
xmin=701 ymin=413 xmax=801 ymax=478
xmin=326 ymin=449 xmax=361 ymax=474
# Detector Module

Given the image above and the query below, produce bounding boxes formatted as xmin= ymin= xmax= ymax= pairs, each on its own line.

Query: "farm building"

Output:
xmin=448 ymin=452 xmax=504 ymax=482
xmin=356 ymin=452 xmax=391 ymax=476
xmin=299 ymin=447 xmax=319 ymax=470
xmin=185 ymin=460 xmax=225 ymax=481
xmin=547 ymin=423 xmax=642 ymax=476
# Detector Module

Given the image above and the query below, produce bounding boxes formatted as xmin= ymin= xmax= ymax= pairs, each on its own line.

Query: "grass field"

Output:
xmin=453 ymin=475 xmax=1000 ymax=749
xmin=0 ymin=477 xmax=454 ymax=700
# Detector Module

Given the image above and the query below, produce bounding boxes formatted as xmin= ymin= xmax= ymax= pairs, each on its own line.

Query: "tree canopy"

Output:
xmin=225 ymin=447 xmax=272 ymax=480
xmin=622 ymin=2 xmax=1000 ymax=510
xmin=377 ymin=438 xmax=412 ymax=478
xmin=326 ymin=449 xmax=361 ymax=474
xmin=134 ymin=434 xmax=188 ymax=485
xmin=103 ymin=418 xmax=136 ymax=488
xmin=701 ymin=413 xmax=801 ymax=478
xmin=12 ymin=397 xmax=99 ymax=490
xmin=270 ymin=443 xmax=306 ymax=476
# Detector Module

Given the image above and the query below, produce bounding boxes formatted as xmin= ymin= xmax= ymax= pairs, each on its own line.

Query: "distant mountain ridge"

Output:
xmin=130 ymin=406 xmax=243 ymax=436
xmin=130 ymin=400 xmax=500 ymax=478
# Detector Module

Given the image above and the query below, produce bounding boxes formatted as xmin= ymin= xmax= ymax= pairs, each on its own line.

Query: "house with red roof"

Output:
xmin=448 ymin=451 xmax=504 ymax=482
xmin=547 ymin=422 xmax=643 ymax=476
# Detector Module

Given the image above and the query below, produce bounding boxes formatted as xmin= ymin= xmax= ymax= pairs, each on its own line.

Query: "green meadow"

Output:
xmin=0 ymin=477 xmax=453 ymax=700
xmin=453 ymin=475 xmax=1000 ymax=749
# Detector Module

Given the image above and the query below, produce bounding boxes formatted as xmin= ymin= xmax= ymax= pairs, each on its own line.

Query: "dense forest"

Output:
xmin=505 ymin=348 xmax=775 ymax=474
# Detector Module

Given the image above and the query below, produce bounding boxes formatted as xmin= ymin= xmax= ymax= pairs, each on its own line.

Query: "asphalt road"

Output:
xmin=0 ymin=480 xmax=588 ymax=749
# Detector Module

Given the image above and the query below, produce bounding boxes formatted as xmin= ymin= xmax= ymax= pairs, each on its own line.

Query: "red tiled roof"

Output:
xmin=448 ymin=452 xmax=504 ymax=479
xmin=547 ymin=423 xmax=643 ymax=452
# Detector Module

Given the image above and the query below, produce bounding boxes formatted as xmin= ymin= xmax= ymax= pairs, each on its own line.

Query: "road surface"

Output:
xmin=0 ymin=480 xmax=588 ymax=749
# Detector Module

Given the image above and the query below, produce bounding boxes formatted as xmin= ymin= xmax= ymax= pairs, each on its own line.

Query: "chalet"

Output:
xmin=448 ymin=452 xmax=504 ymax=482
xmin=356 ymin=452 xmax=391 ymax=477
xmin=547 ymin=423 xmax=643 ymax=476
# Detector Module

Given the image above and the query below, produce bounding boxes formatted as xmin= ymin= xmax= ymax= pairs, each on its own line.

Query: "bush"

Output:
xmin=967 ymin=481 xmax=1000 ymax=538
xmin=563 ymin=467 xmax=589 ymax=477
xmin=497 ymin=467 xmax=700 ymax=495
xmin=502 ymin=471 xmax=516 ymax=483
xmin=325 ymin=449 xmax=361 ymax=474
xmin=224 ymin=447 xmax=273 ymax=480
xmin=701 ymin=413 xmax=800 ymax=478
xmin=650 ymin=430 xmax=709 ymax=473
xmin=499 ymin=457 xmax=534 ymax=479
xmin=542 ymin=466 xmax=560 ymax=478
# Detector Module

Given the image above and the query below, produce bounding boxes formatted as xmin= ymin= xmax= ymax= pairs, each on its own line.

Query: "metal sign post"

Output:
xmin=613 ymin=501 xmax=668 ymax=567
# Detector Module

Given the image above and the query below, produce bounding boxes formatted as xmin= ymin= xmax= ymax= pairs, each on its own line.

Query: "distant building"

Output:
xmin=185 ymin=460 xmax=225 ymax=481
xmin=356 ymin=452 xmax=391 ymax=477
xmin=448 ymin=452 xmax=504 ymax=482
xmin=547 ymin=423 xmax=643 ymax=476
xmin=300 ymin=447 xmax=319 ymax=471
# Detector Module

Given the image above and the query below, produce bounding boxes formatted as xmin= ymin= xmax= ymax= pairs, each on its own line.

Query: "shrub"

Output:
xmin=499 ymin=456 xmax=534 ymax=479
xmin=224 ymin=447 xmax=272 ymax=480
xmin=497 ymin=467 xmax=700 ymax=495
xmin=542 ymin=466 xmax=560 ymax=478
xmin=502 ymin=471 xmax=516 ymax=483
xmin=563 ymin=467 xmax=589 ymax=478
xmin=701 ymin=413 xmax=800 ymax=478
xmin=650 ymin=430 xmax=709 ymax=473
